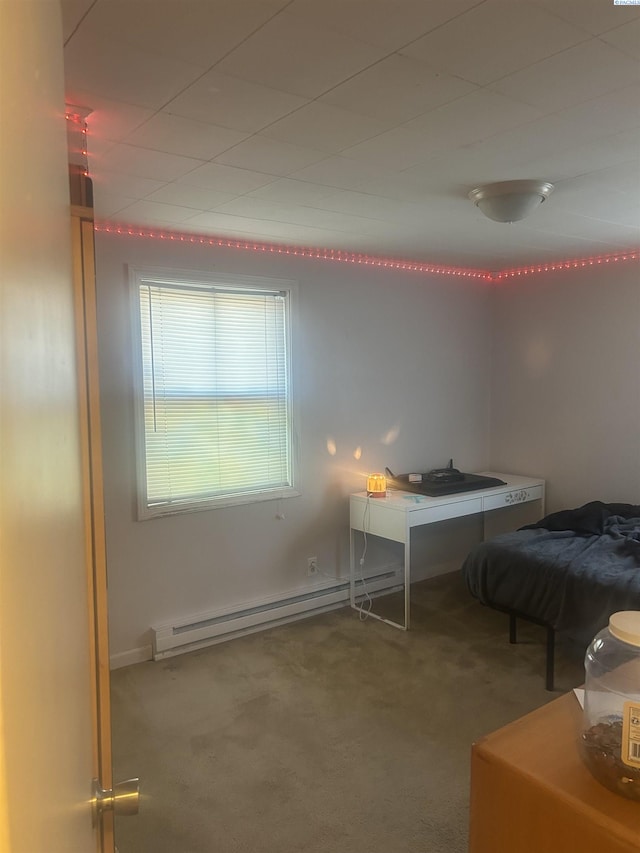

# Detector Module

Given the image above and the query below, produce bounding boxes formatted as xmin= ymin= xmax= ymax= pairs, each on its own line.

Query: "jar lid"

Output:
xmin=609 ymin=611 xmax=640 ymax=647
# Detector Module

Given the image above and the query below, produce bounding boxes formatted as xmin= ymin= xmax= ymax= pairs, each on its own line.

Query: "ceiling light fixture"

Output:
xmin=469 ymin=180 xmax=554 ymax=223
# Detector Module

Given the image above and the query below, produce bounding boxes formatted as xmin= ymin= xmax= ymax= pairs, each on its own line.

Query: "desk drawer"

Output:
xmin=409 ymin=496 xmax=483 ymax=526
xmin=483 ymin=485 xmax=543 ymax=511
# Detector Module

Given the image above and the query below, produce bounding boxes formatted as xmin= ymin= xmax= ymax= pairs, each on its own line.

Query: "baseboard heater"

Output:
xmin=151 ymin=566 xmax=400 ymax=660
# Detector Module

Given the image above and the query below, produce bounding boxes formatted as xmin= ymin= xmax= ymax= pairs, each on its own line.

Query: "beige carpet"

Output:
xmin=110 ymin=572 xmax=584 ymax=853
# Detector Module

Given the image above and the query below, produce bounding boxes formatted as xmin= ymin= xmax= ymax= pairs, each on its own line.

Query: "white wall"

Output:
xmin=94 ymin=232 xmax=492 ymax=661
xmin=489 ymin=262 xmax=640 ymax=511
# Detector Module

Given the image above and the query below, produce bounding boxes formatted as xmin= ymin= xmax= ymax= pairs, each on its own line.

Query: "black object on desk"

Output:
xmin=385 ymin=465 xmax=506 ymax=497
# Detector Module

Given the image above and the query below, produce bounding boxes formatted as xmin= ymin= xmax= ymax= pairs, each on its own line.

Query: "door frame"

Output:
xmin=72 ymin=205 xmax=115 ymax=852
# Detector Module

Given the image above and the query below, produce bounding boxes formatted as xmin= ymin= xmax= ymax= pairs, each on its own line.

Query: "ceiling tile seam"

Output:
xmin=98 ymin=46 xmax=625 ymax=179
xmin=301 ymin=0 xmax=489 ymax=57
xmin=172 ymin=71 xmax=579 ymax=181
xmin=594 ymin=30 xmax=640 ymax=59
xmin=467 ymin=32 xmax=598 ymax=97
xmin=84 ymin=3 xmax=580 ymax=169
xmin=63 ymin=0 xmax=98 ymax=47
xmin=121 ymin=174 xmax=457 ymax=230
xmin=528 ymin=1 xmax=604 ymax=39
xmin=107 ymin=29 xmax=611 ymax=181
xmin=151 ymin=5 xmax=500 ymax=148
xmin=88 ymin=161 xmax=638 ymax=235
xmin=161 ymin=180 xmax=423 ymax=225
xmin=67 ymin=1 xmax=634 ymax=159
xmin=117 ymin=0 xmax=298 ymax=122
xmin=175 ymin=205 xmax=387 ymax=236
xmin=530 ymin=1 xmax=639 ymax=37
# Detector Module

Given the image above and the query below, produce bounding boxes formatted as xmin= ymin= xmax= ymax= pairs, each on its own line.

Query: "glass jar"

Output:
xmin=580 ymin=611 xmax=640 ymax=800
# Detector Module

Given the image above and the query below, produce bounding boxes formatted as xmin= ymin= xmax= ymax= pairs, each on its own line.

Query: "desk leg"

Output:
xmin=404 ymin=538 xmax=411 ymax=631
xmin=349 ymin=526 xmax=409 ymax=632
xmin=349 ymin=527 xmax=356 ymax=609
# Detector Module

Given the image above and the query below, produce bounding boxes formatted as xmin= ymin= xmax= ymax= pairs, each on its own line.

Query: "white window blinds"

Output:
xmin=134 ymin=272 xmax=295 ymax=516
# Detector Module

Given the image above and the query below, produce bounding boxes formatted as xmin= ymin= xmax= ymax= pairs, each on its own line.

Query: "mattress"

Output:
xmin=462 ymin=501 xmax=640 ymax=645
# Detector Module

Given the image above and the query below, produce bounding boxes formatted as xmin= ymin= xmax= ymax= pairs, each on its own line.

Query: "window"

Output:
xmin=131 ymin=268 xmax=297 ymax=518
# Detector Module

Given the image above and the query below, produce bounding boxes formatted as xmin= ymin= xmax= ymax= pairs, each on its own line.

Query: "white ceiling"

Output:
xmin=62 ymin=0 xmax=640 ymax=270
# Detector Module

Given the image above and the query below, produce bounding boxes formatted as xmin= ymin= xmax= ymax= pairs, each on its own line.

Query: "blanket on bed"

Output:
xmin=462 ymin=502 xmax=640 ymax=645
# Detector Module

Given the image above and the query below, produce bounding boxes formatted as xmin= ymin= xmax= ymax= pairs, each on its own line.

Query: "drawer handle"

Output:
xmin=505 ymin=489 xmax=529 ymax=505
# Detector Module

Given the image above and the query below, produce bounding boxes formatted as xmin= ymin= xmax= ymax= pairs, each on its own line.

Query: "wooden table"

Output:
xmin=469 ymin=691 xmax=640 ymax=853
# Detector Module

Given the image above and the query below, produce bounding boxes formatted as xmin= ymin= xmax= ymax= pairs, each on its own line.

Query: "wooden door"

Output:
xmin=0 ymin=2 xmax=106 ymax=849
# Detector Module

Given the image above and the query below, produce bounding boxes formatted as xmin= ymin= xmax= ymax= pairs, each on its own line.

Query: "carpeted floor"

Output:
xmin=110 ymin=571 xmax=585 ymax=853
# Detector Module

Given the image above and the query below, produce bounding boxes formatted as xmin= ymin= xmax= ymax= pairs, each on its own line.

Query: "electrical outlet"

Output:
xmin=307 ymin=556 xmax=318 ymax=576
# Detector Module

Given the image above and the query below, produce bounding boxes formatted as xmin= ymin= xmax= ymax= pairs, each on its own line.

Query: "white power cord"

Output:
xmin=356 ymin=499 xmax=373 ymax=619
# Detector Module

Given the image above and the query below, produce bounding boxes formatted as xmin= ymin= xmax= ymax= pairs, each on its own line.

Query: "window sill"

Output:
xmin=138 ymin=487 xmax=301 ymax=520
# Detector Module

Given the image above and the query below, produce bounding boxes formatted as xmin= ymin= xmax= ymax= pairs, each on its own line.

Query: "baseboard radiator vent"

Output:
xmin=151 ymin=566 xmax=400 ymax=660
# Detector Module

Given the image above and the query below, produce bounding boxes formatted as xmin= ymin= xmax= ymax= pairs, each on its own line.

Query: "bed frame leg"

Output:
xmin=546 ymin=626 xmax=555 ymax=691
xmin=506 ymin=611 xmax=555 ymax=690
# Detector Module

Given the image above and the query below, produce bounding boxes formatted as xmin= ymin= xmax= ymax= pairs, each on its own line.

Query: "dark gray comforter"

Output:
xmin=462 ymin=501 xmax=640 ymax=645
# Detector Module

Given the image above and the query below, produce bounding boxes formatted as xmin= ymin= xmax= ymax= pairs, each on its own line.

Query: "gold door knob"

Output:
xmin=92 ymin=777 xmax=140 ymax=824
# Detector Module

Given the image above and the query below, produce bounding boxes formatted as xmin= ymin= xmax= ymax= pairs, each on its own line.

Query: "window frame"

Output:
xmin=129 ymin=266 xmax=299 ymax=519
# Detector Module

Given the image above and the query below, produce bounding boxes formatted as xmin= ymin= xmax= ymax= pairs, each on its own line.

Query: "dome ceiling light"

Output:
xmin=468 ymin=180 xmax=555 ymax=223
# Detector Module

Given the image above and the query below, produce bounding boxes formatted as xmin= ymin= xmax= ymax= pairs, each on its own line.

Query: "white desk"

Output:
xmin=349 ymin=472 xmax=545 ymax=630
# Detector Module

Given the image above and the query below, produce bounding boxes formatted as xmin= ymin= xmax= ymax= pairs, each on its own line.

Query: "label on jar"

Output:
xmin=621 ymin=701 xmax=640 ymax=768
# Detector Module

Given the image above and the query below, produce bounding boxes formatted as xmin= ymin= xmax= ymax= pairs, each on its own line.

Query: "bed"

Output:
xmin=462 ymin=501 xmax=640 ymax=689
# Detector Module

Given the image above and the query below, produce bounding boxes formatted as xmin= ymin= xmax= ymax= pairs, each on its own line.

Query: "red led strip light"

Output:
xmin=93 ymin=222 xmax=639 ymax=283
xmin=65 ymin=109 xmax=90 ymax=177
xmin=493 ymin=250 xmax=640 ymax=281
xmin=93 ymin=223 xmax=489 ymax=280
